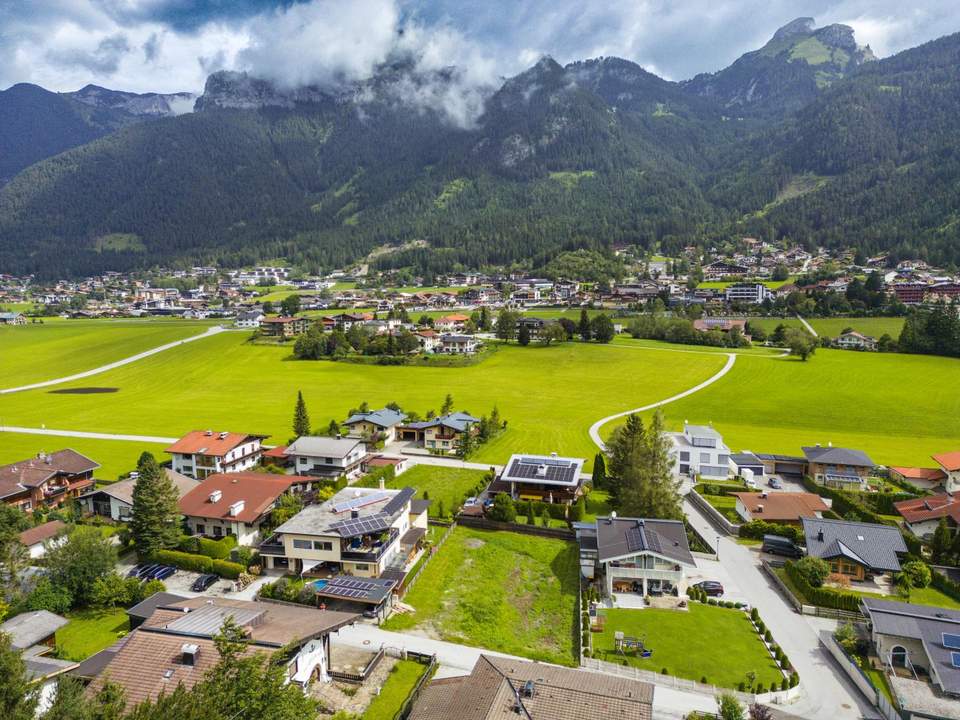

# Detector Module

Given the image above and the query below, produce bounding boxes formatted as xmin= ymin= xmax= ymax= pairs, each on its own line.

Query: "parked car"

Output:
xmin=744 ymin=476 xmax=758 ymax=489
xmin=482 ymin=498 xmax=494 ymax=510
xmin=151 ymin=566 xmax=177 ymax=581
xmin=761 ymin=534 xmax=803 ymax=558
xmin=768 ymin=477 xmax=783 ymax=489
xmin=463 ymin=497 xmax=478 ymax=508
xmin=191 ymin=573 xmax=219 ymax=592
xmin=692 ymin=580 xmax=724 ymax=597
xmin=126 ymin=564 xmax=146 ymax=578
xmin=133 ymin=564 xmax=159 ymax=579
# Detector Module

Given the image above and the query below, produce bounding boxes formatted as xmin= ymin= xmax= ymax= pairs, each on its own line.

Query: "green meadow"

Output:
xmin=744 ymin=316 xmax=905 ymax=339
xmin=0 ymin=332 xmax=724 ymax=467
xmin=0 ymin=318 xmax=210 ymax=388
xmin=636 ymin=348 xmax=960 ymax=466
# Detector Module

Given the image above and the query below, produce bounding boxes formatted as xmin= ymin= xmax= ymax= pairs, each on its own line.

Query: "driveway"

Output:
xmin=684 ymin=496 xmax=880 ymax=720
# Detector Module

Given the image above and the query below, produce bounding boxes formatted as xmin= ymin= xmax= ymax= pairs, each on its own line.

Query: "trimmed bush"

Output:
xmin=153 ymin=549 xmax=213 ymax=574
xmin=739 ymin=520 xmax=803 ymax=544
xmin=784 ymin=560 xmax=862 ymax=612
xmin=790 ymin=672 xmax=799 ymax=688
xmin=781 ymin=678 xmax=789 ymax=691
xmin=750 ymin=607 xmax=759 ymax=622
xmin=211 ymin=558 xmax=244 ymax=580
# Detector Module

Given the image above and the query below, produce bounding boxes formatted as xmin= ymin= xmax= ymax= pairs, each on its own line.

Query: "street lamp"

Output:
xmin=716 ymin=535 xmax=721 ymax=561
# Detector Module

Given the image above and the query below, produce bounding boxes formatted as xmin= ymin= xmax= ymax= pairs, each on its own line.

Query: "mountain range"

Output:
xmin=0 ymin=18 xmax=958 ymax=279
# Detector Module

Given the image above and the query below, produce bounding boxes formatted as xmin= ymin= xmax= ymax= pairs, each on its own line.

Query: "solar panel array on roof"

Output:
xmin=381 ymin=487 xmax=415 ymax=517
xmin=626 ymin=527 xmax=646 ymax=553
xmin=331 ymin=513 xmax=391 ymax=538
xmin=331 ymin=491 xmax=391 ymax=514
xmin=507 ymin=458 xmax=577 ymax=485
xmin=944 ymin=633 xmax=960 ymax=650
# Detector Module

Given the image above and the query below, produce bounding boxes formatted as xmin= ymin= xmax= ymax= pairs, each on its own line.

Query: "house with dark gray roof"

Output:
xmin=802 ymin=517 xmax=907 ymax=580
xmin=342 ymin=408 xmax=407 ymax=443
xmin=577 ymin=516 xmax=695 ymax=597
xmin=861 ymin=597 xmax=960 ymax=713
xmin=284 ymin=436 xmax=367 ymax=479
xmin=802 ymin=444 xmax=875 ymax=489
xmin=488 ymin=453 xmax=586 ymax=505
xmin=0 ymin=610 xmax=68 ymax=650
xmin=397 ymin=411 xmax=480 ymax=453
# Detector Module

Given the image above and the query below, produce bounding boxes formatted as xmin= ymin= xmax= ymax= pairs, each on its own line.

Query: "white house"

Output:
xmin=235 ymin=310 xmax=265 ymax=328
xmin=577 ymin=516 xmax=695 ymax=597
xmin=724 ymin=283 xmax=772 ymax=304
xmin=835 ymin=331 xmax=876 ymax=351
xmin=932 ymin=452 xmax=960 ymax=493
xmin=670 ymin=423 xmax=731 ymax=480
xmin=17 ymin=521 xmax=67 ymax=559
xmin=284 ymin=436 xmax=367 ymax=479
xmin=439 ymin=334 xmax=478 ymax=354
xmin=165 ymin=430 xmax=267 ymax=479
xmin=79 ymin=469 xmax=199 ymax=521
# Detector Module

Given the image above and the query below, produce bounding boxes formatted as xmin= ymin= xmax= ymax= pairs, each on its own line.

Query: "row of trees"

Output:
xmin=495 ymin=309 xmax=616 ymax=344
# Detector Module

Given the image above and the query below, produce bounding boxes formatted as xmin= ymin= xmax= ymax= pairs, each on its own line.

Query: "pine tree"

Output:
xmin=518 ymin=323 xmax=531 ymax=346
xmin=932 ymin=517 xmax=952 ymax=563
xmin=604 ymin=414 xmax=646 ymax=506
xmin=293 ymin=390 xmax=311 ymax=437
xmin=618 ymin=411 xmax=682 ymax=520
xmin=579 ymin=309 xmax=591 ymax=342
xmin=440 ymin=393 xmax=454 ymax=415
xmin=0 ymin=633 xmax=37 ymax=720
xmin=130 ymin=453 xmax=181 ymax=558
xmin=592 ymin=452 xmax=607 ymax=489
xmin=327 ymin=419 xmax=340 ymax=437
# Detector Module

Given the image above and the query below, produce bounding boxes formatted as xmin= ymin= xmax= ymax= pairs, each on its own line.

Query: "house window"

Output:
xmin=213 ymin=526 xmax=223 ymax=537
xmin=293 ymin=539 xmax=312 ymax=550
xmin=679 ymin=452 xmax=690 ymax=461
xmin=700 ymin=453 xmax=711 ymax=463
xmin=354 ymin=563 xmax=369 ymax=571
xmin=197 ymin=524 xmax=205 ymax=534
xmin=313 ymin=541 xmax=333 ymax=551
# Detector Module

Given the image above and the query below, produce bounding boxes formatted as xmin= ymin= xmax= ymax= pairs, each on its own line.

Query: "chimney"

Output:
xmin=181 ymin=643 xmax=199 ymax=666
xmin=208 ymin=490 xmax=223 ymax=503
xmin=756 ymin=504 xmax=763 ymax=513
xmin=550 ymin=452 xmax=558 ymax=459
xmin=219 ymin=431 xmax=228 ymax=440
xmin=205 ymin=430 xmax=213 ymax=436
xmin=817 ymin=529 xmax=824 ymax=542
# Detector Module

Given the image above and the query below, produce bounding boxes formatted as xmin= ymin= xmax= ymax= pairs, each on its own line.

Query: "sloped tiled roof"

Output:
xmin=18 ymin=520 xmax=67 ymax=548
xmin=801 ymin=446 xmax=874 ymax=467
xmin=894 ymin=495 xmax=960 ymax=525
xmin=933 ymin=452 xmax=960 ymax=472
xmin=802 ymin=517 xmax=907 ymax=572
xmin=165 ymin=431 xmax=266 ymax=457
xmin=0 ymin=449 xmax=99 ymax=498
xmin=0 ymin=610 xmax=68 ymax=649
xmin=732 ymin=492 xmax=828 ymax=522
xmin=593 ymin=517 xmax=694 ymax=566
xmin=178 ymin=472 xmax=293 ymax=523
xmin=343 ymin=408 xmax=406 ymax=428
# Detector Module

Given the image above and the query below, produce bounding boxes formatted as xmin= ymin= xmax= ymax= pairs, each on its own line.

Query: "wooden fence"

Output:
xmin=380 ymin=648 xmax=438 ymax=720
xmin=329 ymin=647 xmax=385 ymax=684
xmin=455 ymin=514 xmax=575 ymax=539
xmin=398 ymin=521 xmax=457 ymax=599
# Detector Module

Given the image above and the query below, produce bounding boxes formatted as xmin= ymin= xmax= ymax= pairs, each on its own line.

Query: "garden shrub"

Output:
xmin=210 ymin=558 xmax=244 ymax=580
xmin=780 ymin=678 xmax=789 ymax=691
xmin=793 ymin=556 xmax=830 ymax=587
xmin=738 ymin=520 xmax=803 ymax=543
xmin=902 ymin=560 xmax=932 ymax=588
xmin=784 ymin=560 xmax=862 ymax=612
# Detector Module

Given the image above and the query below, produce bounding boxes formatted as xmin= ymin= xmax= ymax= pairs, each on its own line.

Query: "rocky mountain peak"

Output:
xmin=772 ymin=17 xmax=816 ymax=42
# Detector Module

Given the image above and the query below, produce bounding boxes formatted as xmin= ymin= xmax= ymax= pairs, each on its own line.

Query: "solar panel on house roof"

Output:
xmin=626 ymin=527 xmax=646 ymax=553
xmin=331 ymin=514 xmax=391 ymax=538
xmin=381 ymin=487 xmax=415 ymax=517
xmin=506 ymin=458 xmax=578 ymax=485
xmin=944 ymin=633 xmax=960 ymax=650
xmin=331 ymin=491 xmax=391 ymax=514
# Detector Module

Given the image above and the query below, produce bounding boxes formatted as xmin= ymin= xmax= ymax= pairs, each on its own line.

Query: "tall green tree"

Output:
xmin=932 ymin=517 xmax=952 ymax=564
xmin=604 ymin=413 xmax=647 ymax=506
xmin=579 ymin=309 xmax=592 ymax=341
xmin=0 ymin=505 xmax=30 ymax=589
xmin=440 ymin=393 xmax=454 ymax=415
xmin=0 ymin=632 xmax=37 ymax=720
xmin=495 ymin=309 xmax=517 ymax=341
xmin=591 ymin=452 xmax=607 ymax=489
xmin=129 ymin=453 xmax=180 ymax=558
xmin=279 ymin=294 xmax=301 ymax=317
xmin=590 ymin=314 xmax=616 ymax=343
xmin=293 ymin=390 xmax=311 ymax=437
xmin=784 ymin=327 xmax=817 ymax=361
xmin=607 ymin=412 xmax=682 ymax=519
xmin=517 ymin=323 xmax=531 ymax=346
xmin=44 ymin=527 xmax=117 ymax=607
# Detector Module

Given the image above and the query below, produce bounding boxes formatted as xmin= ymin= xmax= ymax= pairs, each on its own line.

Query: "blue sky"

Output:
xmin=1 ymin=1 xmax=957 ymax=94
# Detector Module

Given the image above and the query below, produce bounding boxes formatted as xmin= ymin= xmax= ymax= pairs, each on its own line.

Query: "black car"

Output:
xmin=692 ymin=580 xmax=725 ymax=597
xmin=761 ymin=534 xmax=803 ymax=558
xmin=191 ymin=573 xmax=219 ymax=592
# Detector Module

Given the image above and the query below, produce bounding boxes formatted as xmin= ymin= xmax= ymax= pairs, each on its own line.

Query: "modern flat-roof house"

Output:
xmin=79 ymin=468 xmax=199 ymax=521
xmin=932 ymin=451 xmax=960 ymax=494
xmin=408 ymin=654 xmax=654 ymax=720
xmin=802 ymin=517 xmax=908 ymax=581
xmin=861 ymin=598 xmax=960 ymax=713
xmin=578 ymin=516 xmax=695 ymax=597
xmin=894 ymin=495 xmax=960 ymax=540
xmin=342 ymin=408 xmax=406 ymax=444
xmin=732 ymin=491 xmax=829 ymax=525
xmin=18 ymin=520 xmax=67 ymax=559
xmin=284 ymin=436 xmax=367 ymax=479
xmin=83 ymin=596 xmax=358 ymax=704
xmin=259 ymin=486 xmax=426 ymax=583
xmin=724 ymin=282 xmax=772 ymax=304
xmin=670 ymin=423 xmax=731 ymax=480
xmin=0 ymin=450 xmax=98 ymax=511
xmin=488 ymin=453 xmax=585 ymax=504
xmin=165 ymin=430 xmax=267 ymax=479
xmin=730 ymin=452 xmax=765 ymax=479
xmin=755 ymin=453 xmax=807 ymax=481
xmin=802 ymin=444 xmax=874 ymax=489
xmin=397 ymin=412 xmax=480 ymax=453
xmin=178 ymin=472 xmax=294 ymax=545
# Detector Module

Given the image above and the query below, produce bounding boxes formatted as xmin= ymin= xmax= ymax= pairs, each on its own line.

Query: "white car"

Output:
xmin=463 ymin=497 xmax=478 ymax=508
xmin=743 ymin=476 xmax=758 ymax=489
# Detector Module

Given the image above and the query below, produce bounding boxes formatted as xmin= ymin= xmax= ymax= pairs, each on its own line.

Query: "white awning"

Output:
xmin=300 ymin=559 xmax=322 ymax=576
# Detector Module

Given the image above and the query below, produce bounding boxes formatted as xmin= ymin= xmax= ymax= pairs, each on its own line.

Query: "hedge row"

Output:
xmin=696 ymin=483 xmax=756 ymax=498
xmin=739 ymin=520 xmax=803 ymax=544
xmin=783 ymin=560 xmax=861 ymax=612
xmin=931 ymin=569 xmax=960 ymax=604
xmin=516 ymin=499 xmax=569 ymax=521
xmin=152 ymin=549 xmax=244 ymax=579
xmin=179 ymin=534 xmax=237 ymax=560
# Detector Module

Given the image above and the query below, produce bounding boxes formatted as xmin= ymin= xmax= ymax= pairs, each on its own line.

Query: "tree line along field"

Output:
xmin=0 ymin=318 xmax=213 ymax=388
xmin=0 ymin=331 xmax=726 ymax=469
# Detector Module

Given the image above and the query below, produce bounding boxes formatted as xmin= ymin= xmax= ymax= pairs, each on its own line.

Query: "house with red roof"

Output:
xmin=889 ymin=466 xmax=948 ymax=492
xmin=165 ymin=430 xmax=268 ymax=479
xmin=894 ymin=495 xmax=960 ymax=539
xmin=435 ymin=313 xmax=470 ymax=332
xmin=933 ymin=452 xmax=960 ymax=494
xmin=178 ymin=472 xmax=294 ymax=545
xmin=0 ymin=450 xmax=98 ymax=512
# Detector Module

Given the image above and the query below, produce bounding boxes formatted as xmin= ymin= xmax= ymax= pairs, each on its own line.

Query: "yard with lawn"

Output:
xmin=383 ymin=527 xmax=579 ymax=665
xmin=364 ymin=465 xmax=489 ymax=518
xmin=772 ymin=567 xmax=960 ymax=611
xmin=361 ymin=660 xmax=428 ymax=720
xmin=700 ymin=494 xmax=742 ymax=523
xmin=0 ymin=331 xmax=725 ymax=468
xmin=592 ymin=605 xmax=784 ymax=690
xmin=55 ymin=608 xmax=129 ymax=662
xmin=0 ymin=318 xmax=212 ymax=388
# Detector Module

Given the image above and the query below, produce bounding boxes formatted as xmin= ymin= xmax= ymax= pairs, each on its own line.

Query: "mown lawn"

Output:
xmin=381 ymin=465 xmax=489 ymax=517
xmin=809 ymin=317 xmax=905 ymax=340
xmin=383 ymin=527 xmax=579 ymax=665
xmin=773 ymin=567 xmax=960 ymax=610
xmin=362 ymin=660 xmax=427 ymax=720
xmin=0 ymin=431 xmax=168 ymax=481
xmin=0 ymin=333 xmax=724 ymax=468
xmin=593 ymin=605 xmax=783 ymax=689
xmin=0 ymin=318 xmax=211 ymax=388
xmin=55 ymin=608 xmax=129 ymax=661
xmin=701 ymin=494 xmax=742 ymax=523
xmin=636 ymin=348 xmax=960 ymax=467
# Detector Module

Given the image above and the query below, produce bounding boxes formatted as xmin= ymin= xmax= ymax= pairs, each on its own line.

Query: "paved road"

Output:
xmin=0 ymin=425 xmax=177 ymax=444
xmin=797 ymin=315 xmax=818 ymax=337
xmin=683 ymin=497 xmax=879 ymax=720
xmin=0 ymin=325 xmax=225 ymax=395
xmin=400 ymin=453 xmax=501 ymax=473
xmin=588 ymin=353 xmax=736 ymax=449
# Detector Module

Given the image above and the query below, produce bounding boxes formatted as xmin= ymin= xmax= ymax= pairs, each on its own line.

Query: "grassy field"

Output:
xmin=0 ymin=319 xmax=211 ymax=388
xmin=701 ymin=494 xmax=742 ymax=523
xmin=383 ymin=527 xmax=579 ymax=665
xmin=592 ymin=605 xmax=783 ymax=689
xmin=362 ymin=660 xmax=428 ymax=720
xmin=634 ymin=348 xmax=960 ymax=467
xmin=0 ymin=431 xmax=167 ymax=481
xmin=743 ymin=316 xmax=904 ymax=340
xmin=698 ymin=277 xmax=796 ymax=290
xmin=0 ymin=333 xmax=725 ymax=468
xmin=773 ymin=567 xmax=960 ymax=610
xmin=370 ymin=465 xmax=488 ymax=517
xmin=55 ymin=608 xmax=129 ymax=661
